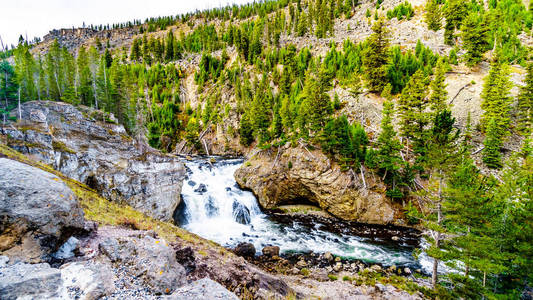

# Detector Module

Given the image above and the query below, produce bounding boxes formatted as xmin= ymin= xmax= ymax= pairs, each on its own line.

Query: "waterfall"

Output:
xmin=177 ymin=158 xmax=431 ymax=271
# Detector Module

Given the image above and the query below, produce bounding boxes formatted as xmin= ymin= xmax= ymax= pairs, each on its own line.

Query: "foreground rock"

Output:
xmin=165 ymin=278 xmax=239 ymax=300
xmin=0 ymin=158 xmax=86 ymax=262
xmin=99 ymin=233 xmax=187 ymax=294
xmin=0 ymin=260 xmax=62 ymax=299
xmin=1 ymin=101 xmax=185 ymax=221
xmin=235 ymin=146 xmax=398 ymax=224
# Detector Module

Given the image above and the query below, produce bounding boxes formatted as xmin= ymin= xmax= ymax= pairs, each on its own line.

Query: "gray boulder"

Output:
xmin=165 ymin=278 xmax=238 ymax=300
xmin=0 ymin=262 xmax=62 ymax=300
xmin=0 ymin=158 xmax=86 ymax=261
xmin=99 ymin=234 xmax=186 ymax=294
xmin=2 ymin=101 xmax=186 ymax=222
xmin=60 ymin=261 xmax=115 ymax=299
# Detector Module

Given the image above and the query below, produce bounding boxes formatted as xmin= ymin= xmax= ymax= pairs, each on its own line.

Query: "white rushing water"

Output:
xmin=178 ymin=158 xmax=423 ymax=269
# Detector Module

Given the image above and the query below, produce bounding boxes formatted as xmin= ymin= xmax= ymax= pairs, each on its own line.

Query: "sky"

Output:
xmin=0 ymin=0 xmax=254 ymax=48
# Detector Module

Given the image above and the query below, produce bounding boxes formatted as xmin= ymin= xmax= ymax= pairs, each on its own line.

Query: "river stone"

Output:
xmin=262 ymin=246 xmax=280 ymax=257
xmin=194 ymin=183 xmax=208 ymax=194
xmin=99 ymin=234 xmax=187 ymax=294
xmin=0 ymin=158 xmax=86 ymax=261
xmin=164 ymin=278 xmax=239 ymax=300
xmin=323 ymin=251 xmax=334 ymax=262
xmin=2 ymin=101 xmax=186 ymax=222
xmin=0 ymin=262 xmax=62 ymax=299
xmin=233 ymin=242 xmax=255 ymax=258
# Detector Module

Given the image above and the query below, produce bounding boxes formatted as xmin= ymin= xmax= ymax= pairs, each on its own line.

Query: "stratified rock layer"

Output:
xmin=235 ymin=146 xmax=397 ymax=225
xmin=1 ymin=101 xmax=185 ymax=222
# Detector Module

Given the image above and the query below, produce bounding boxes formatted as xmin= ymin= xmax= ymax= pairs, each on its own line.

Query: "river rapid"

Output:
xmin=175 ymin=158 xmax=433 ymax=272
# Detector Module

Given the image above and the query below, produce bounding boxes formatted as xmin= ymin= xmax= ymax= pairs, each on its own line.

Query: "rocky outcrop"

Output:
xmin=1 ymin=101 xmax=185 ymax=222
xmin=165 ymin=278 xmax=239 ymax=300
xmin=235 ymin=146 xmax=398 ymax=225
xmin=0 ymin=158 xmax=87 ymax=262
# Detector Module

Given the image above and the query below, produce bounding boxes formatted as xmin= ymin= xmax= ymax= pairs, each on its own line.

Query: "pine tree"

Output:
xmin=376 ymin=101 xmax=404 ymax=197
xmin=443 ymin=0 xmax=468 ymax=45
xmin=417 ymin=108 xmax=460 ymax=289
xmin=483 ymin=117 xmax=503 ymax=168
xmin=425 ymin=0 xmax=442 ymax=31
xmin=397 ymin=69 xmax=430 ymax=156
xmin=77 ymin=46 xmax=93 ymax=106
xmin=480 ymin=56 xmax=512 ymax=167
xmin=517 ymin=63 xmax=533 ymax=135
xmin=429 ymin=59 xmax=448 ymax=113
xmin=461 ymin=13 xmax=489 ymax=67
xmin=362 ymin=17 xmax=390 ymax=93
xmin=165 ymin=30 xmax=174 ymax=62
xmin=239 ymin=112 xmax=254 ymax=146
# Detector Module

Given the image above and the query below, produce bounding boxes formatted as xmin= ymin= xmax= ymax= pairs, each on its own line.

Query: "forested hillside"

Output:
xmin=1 ymin=0 xmax=532 ymax=297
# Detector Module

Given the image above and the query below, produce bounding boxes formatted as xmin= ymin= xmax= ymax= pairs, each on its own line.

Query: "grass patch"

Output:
xmin=52 ymin=140 xmax=76 ymax=154
xmin=328 ymin=274 xmax=338 ymax=281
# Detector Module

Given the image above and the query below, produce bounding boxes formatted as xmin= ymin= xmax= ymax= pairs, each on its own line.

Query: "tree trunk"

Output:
xmin=18 ymin=87 xmax=21 ymax=120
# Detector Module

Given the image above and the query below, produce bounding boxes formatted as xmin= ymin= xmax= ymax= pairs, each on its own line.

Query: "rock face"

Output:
xmin=0 ymin=261 xmax=63 ymax=300
xmin=0 ymin=158 xmax=86 ymax=261
xmin=98 ymin=234 xmax=187 ymax=294
xmin=1 ymin=101 xmax=186 ymax=221
xmin=235 ymin=146 xmax=397 ymax=225
xmin=165 ymin=278 xmax=239 ymax=300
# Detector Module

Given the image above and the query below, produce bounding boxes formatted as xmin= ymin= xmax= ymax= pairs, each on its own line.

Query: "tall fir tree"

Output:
xmin=362 ymin=17 xmax=390 ymax=93
xmin=375 ymin=101 xmax=404 ymax=197
xmin=480 ymin=56 xmax=513 ymax=167
xmin=425 ymin=0 xmax=442 ymax=31
xmin=460 ymin=13 xmax=489 ymax=67
xmin=397 ymin=69 xmax=430 ymax=157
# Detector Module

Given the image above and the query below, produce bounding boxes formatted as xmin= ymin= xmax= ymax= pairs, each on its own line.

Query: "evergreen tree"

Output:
xmin=443 ymin=0 xmax=468 ymax=45
xmin=480 ymin=56 xmax=512 ymax=167
xmin=165 ymin=30 xmax=174 ymax=62
xmin=362 ymin=17 xmax=390 ymax=93
xmin=239 ymin=112 xmax=254 ymax=146
xmin=429 ymin=59 xmax=448 ymax=113
xmin=461 ymin=13 xmax=490 ymax=67
xmin=375 ymin=101 xmax=404 ymax=197
xmin=425 ymin=0 xmax=442 ymax=31
xmin=483 ymin=117 xmax=503 ymax=168
xmin=397 ymin=69 xmax=430 ymax=157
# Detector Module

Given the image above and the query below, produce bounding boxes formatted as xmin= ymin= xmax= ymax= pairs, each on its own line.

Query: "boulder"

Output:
xmin=1 ymin=101 xmax=186 ymax=222
xmin=0 ymin=158 xmax=86 ymax=261
xmin=234 ymin=146 xmax=397 ymax=224
xmin=165 ymin=278 xmax=239 ymax=300
xmin=99 ymin=234 xmax=187 ymax=294
xmin=0 ymin=262 xmax=62 ymax=299
xmin=262 ymin=246 xmax=280 ymax=257
xmin=233 ymin=242 xmax=256 ymax=258
xmin=60 ymin=261 xmax=115 ymax=299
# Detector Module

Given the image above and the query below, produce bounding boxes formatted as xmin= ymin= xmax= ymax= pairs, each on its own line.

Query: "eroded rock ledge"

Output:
xmin=235 ymin=145 xmax=402 ymax=225
xmin=1 ymin=101 xmax=185 ymax=222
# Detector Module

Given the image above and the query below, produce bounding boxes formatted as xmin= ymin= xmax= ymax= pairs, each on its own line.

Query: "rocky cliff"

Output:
xmin=235 ymin=145 xmax=400 ymax=225
xmin=1 ymin=101 xmax=185 ymax=222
